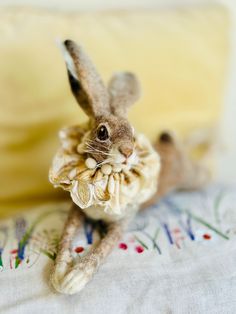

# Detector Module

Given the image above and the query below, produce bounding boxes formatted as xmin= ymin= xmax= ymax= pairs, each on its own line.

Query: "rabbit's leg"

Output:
xmin=57 ymin=216 xmax=129 ymax=295
xmin=51 ymin=204 xmax=84 ymax=291
xmin=158 ymin=132 xmax=210 ymax=192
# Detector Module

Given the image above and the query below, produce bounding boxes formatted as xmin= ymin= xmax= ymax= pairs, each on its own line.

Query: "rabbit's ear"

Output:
xmin=61 ymin=40 xmax=110 ymax=118
xmin=108 ymin=72 xmax=141 ymax=117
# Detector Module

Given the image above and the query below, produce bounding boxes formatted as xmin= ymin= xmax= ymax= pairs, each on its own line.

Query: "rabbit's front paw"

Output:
xmin=58 ymin=266 xmax=90 ymax=295
xmin=51 ymin=251 xmax=73 ymax=292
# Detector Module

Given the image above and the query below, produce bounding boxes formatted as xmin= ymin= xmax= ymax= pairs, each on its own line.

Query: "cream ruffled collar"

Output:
xmin=49 ymin=125 xmax=160 ymax=220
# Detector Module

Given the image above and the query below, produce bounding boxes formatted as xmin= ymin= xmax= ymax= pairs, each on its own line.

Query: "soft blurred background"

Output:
xmin=0 ymin=0 xmax=236 ymax=218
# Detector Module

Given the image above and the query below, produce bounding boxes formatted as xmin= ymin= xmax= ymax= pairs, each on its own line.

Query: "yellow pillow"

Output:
xmin=0 ymin=6 xmax=229 ymax=218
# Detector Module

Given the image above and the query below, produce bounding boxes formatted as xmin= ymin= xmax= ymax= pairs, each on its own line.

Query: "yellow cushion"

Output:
xmin=0 ymin=6 xmax=229 ymax=218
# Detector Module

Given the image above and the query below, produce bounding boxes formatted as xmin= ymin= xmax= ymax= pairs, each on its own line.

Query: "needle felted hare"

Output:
xmin=49 ymin=40 xmax=210 ymax=295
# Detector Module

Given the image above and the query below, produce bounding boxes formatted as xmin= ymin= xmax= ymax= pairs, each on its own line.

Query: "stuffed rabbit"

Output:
xmin=49 ymin=40 xmax=210 ymax=295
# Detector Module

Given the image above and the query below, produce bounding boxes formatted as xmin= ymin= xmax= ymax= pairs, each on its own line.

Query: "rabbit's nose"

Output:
xmin=119 ymin=144 xmax=133 ymax=158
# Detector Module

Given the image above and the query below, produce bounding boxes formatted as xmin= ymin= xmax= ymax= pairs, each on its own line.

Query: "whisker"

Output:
xmin=86 ymin=138 xmax=107 ymax=147
xmin=83 ymin=150 xmax=100 ymax=155
xmin=86 ymin=142 xmax=113 ymax=153
xmin=86 ymin=148 xmax=114 ymax=157
xmin=85 ymin=144 xmax=104 ymax=154
xmin=85 ymin=142 xmax=107 ymax=153
xmin=83 ymin=148 xmax=111 ymax=156
xmin=83 ymin=149 xmax=115 ymax=160
xmin=84 ymin=142 xmax=115 ymax=157
xmin=97 ymin=159 xmax=113 ymax=167
xmin=87 ymin=138 xmax=112 ymax=148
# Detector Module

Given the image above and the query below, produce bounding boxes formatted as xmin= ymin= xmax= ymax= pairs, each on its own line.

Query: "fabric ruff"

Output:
xmin=49 ymin=124 xmax=160 ymax=220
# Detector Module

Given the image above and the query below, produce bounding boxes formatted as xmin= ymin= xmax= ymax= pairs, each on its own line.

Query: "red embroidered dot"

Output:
xmin=10 ymin=249 xmax=18 ymax=254
xmin=135 ymin=245 xmax=144 ymax=253
xmin=203 ymin=234 xmax=211 ymax=240
xmin=173 ymin=228 xmax=181 ymax=233
xmin=119 ymin=243 xmax=128 ymax=250
xmin=74 ymin=246 xmax=84 ymax=253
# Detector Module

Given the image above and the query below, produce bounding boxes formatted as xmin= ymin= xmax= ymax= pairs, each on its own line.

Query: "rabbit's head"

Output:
xmin=61 ymin=40 xmax=141 ymax=166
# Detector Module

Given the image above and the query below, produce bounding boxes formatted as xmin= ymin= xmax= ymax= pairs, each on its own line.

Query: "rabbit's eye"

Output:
xmin=97 ymin=125 xmax=109 ymax=141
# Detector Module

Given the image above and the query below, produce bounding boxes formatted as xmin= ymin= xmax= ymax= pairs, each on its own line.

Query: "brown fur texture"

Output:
xmin=62 ymin=40 xmax=138 ymax=164
xmin=88 ymin=115 xmax=134 ymax=163
xmin=64 ymin=40 xmax=110 ymax=117
xmin=108 ymin=72 xmax=141 ymax=117
xmin=52 ymin=206 xmax=130 ymax=294
xmin=141 ymin=132 xmax=210 ymax=209
xmin=50 ymin=40 xmax=210 ymax=294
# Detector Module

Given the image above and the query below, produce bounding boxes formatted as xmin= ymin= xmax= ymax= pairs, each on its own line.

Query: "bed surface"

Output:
xmin=0 ymin=183 xmax=235 ymax=314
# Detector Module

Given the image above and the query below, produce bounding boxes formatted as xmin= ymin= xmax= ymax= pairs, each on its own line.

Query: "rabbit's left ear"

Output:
xmin=60 ymin=40 xmax=110 ymax=118
xmin=108 ymin=72 xmax=141 ymax=117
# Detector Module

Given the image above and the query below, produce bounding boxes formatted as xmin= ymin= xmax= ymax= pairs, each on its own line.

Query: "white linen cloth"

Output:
xmin=0 ymin=183 xmax=235 ymax=314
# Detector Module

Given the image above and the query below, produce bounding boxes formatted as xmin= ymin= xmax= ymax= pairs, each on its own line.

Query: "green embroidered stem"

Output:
xmin=171 ymin=202 xmax=230 ymax=240
xmin=213 ymin=190 xmax=225 ymax=224
xmin=40 ymin=248 xmax=57 ymax=261
xmin=15 ymin=209 xmax=67 ymax=268
xmin=186 ymin=210 xmax=229 ymax=240
xmin=134 ymin=235 xmax=149 ymax=249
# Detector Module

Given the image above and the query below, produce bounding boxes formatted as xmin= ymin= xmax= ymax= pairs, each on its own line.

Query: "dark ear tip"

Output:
xmin=64 ymin=39 xmax=73 ymax=48
xmin=159 ymin=132 xmax=173 ymax=143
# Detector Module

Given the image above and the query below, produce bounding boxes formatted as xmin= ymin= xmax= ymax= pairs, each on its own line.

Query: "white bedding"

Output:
xmin=0 ymin=183 xmax=236 ymax=314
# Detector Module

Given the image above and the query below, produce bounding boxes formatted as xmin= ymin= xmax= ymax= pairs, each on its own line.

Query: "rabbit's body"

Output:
xmin=49 ymin=40 xmax=210 ymax=295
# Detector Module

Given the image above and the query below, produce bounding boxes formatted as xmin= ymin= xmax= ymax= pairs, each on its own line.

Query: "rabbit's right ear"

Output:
xmin=60 ymin=40 xmax=110 ymax=118
xmin=108 ymin=72 xmax=141 ymax=117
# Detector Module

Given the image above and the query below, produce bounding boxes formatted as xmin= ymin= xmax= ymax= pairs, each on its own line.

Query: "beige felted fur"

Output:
xmin=50 ymin=40 xmax=210 ymax=295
